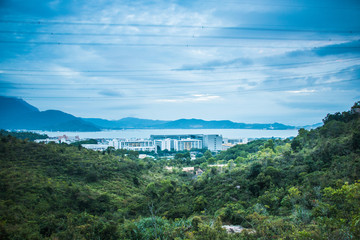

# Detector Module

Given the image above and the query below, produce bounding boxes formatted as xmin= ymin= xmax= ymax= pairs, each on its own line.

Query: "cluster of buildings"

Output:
xmin=103 ymin=134 xmax=247 ymax=152
xmin=106 ymin=134 xmax=223 ymax=153
xmin=35 ymin=135 xmax=80 ymax=144
xmin=35 ymin=134 xmax=248 ymax=153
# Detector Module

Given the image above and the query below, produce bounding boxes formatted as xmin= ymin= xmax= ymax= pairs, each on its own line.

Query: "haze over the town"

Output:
xmin=1 ymin=0 xmax=359 ymax=125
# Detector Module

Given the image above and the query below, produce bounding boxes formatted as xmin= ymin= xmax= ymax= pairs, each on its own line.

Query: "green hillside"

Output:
xmin=0 ymin=102 xmax=359 ymax=239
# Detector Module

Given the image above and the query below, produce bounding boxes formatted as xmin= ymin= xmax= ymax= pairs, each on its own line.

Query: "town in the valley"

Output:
xmin=35 ymin=134 xmax=251 ymax=158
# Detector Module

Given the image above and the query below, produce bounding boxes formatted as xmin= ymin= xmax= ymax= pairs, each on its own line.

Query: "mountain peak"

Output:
xmin=0 ymin=96 xmax=39 ymax=115
xmin=0 ymin=96 xmax=99 ymax=131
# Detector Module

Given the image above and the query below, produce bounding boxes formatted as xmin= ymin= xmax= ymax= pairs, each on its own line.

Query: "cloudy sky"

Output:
xmin=0 ymin=0 xmax=359 ymax=125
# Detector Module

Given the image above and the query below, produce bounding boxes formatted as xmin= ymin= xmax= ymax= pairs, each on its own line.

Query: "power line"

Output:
xmin=2 ymin=69 xmax=359 ymax=90
xmin=173 ymin=59 xmax=360 ymax=72
xmin=1 ymin=40 xmax=360 ymax=49
xmin=2 ymin=66 xmax=358 ymax=80
xmin=0 ymin=62 xmax=358 ymax=80
xmin=1 ymin=19 xmax=359 ymax=34
xmin=1 ymin=57 xmax=359 ymax=73
xmin=0 ymin=30 xmax=355 ymax=42
xmin=1 ymin=67 xmax=356 ymax=77
xmin=196 ymin=0 xmax=360 ymax=11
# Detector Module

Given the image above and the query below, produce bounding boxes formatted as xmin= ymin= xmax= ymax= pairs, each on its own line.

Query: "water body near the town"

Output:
xmin=37 ymin=129 xmax=299 ymax=139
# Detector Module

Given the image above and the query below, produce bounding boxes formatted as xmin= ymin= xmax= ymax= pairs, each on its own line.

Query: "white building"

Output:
xmin=155 ymin=138 xmax=174 ymax=151
xmin=139 ymin=154 xmax=155 ymax=159
xmin=35 ymin=138 xmax=60 ymax=144
xmin=222 ymin=138 xmax=248 ymax=150
xmin=110 ymin=138 xmax=156 ymax=152
xmin=203 ymin=134 xmax=223 ymax=152
xmin=174 ymin=138 xmax=202 ymax=151
xmin=82 ymin=144 xmax=109 ymax=151
xmin=108 ymin=138 xmax=126 ymax=149
xmin=155 ymin=138 xmax=202 ymax=152
xmin=222 ymin=143 xmax=235 ymax=151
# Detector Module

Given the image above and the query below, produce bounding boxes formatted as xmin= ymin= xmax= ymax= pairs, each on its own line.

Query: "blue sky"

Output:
xmin=0 ymin=0 xmax=359 ymax=125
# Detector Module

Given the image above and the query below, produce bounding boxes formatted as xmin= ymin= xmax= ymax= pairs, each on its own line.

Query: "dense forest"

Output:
xmin=0 ymin=130 xmax=48 ymax=141
xmin=0 ymin=102 xmax=359 ymax=239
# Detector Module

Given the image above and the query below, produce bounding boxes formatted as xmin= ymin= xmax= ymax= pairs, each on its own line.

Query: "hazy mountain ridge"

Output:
xmin=144 ymin=118 xmax=297 ymax=130
xmin=83 ymin=117 xmax=170 ymax=129
xmin=1 ymin=96 xmax=308 ymax=131
xmin=82 ymin=118 xmax=298 ymax=130
xmin=0 ymin=96 xmax=100 ymax=131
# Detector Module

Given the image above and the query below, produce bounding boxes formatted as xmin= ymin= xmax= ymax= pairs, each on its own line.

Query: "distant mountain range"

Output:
xmin=83 ymin=118 xmax=297 ymax=130
xmin=83 ymin=117 xmax=168 ymax=129
xmin=0 ymin=96 xmax=320 ymax=131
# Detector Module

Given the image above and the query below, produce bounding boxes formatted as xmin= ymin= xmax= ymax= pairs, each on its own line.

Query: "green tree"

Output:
xmin=204 ymin=150 xmax=212 ymax=160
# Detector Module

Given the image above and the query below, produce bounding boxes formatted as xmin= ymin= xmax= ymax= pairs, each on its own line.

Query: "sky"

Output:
xmin=0 ymin=0 xmax=360 ymax=125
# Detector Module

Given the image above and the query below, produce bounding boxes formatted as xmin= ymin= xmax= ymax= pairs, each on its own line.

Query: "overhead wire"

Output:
xmin=2 ymin=39 xmax=360 ymax=48
xmin=1 ymin=65 xmax=358 ymax=77
xmin=1 ymin=65 xmax=359 ymax=85
xmin=0 ymin=19 xmax=359 ymax=33
xmin=193 ymin=0 xmax=360 ymax=11
xmin=2 ymin=72 xmax=359 ymax=92
xmin=1 ymin=57 xmax=359 ymax=74
xmin=0 ymin=30 xmax=357 ymax=42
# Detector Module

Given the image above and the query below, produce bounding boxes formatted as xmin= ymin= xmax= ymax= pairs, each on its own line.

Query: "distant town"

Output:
xmin=35 ymin=134 xmax=250 ymax=153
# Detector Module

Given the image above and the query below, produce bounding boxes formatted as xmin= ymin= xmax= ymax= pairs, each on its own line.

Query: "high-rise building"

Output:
xmin=203 ymin=134 xmax=223 ymax=152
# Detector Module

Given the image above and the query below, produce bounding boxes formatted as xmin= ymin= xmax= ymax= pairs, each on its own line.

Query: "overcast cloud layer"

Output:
xmin=0 ymin=0 xmax=359 ymax=125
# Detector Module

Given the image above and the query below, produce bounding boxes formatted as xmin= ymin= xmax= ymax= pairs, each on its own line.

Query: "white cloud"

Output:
xmin=286 ymin=89 xmax=317 ymax=94
xmin=49 ymin=66 xmax=81 ymax=78
xmin=156 ymin=94 xmax=221 ymax=103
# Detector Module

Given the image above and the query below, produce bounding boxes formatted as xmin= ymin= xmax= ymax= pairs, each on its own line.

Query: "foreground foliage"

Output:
xmin=0 ymin=102 xmax=359 ymax=239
